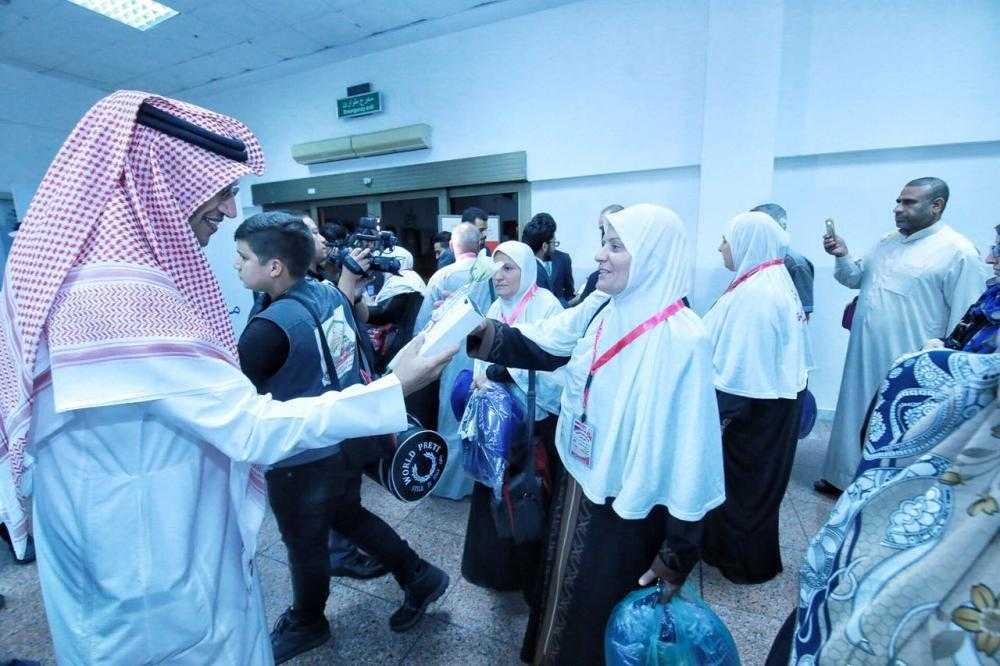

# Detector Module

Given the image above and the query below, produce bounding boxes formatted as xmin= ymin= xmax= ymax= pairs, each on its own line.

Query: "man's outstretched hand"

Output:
xmin=392 ymin=335 xmax=458 ymax=395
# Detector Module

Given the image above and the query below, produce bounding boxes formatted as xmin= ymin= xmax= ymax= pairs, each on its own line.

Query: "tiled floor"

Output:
xmin=0 ymin=421 xmax=837 ymax=665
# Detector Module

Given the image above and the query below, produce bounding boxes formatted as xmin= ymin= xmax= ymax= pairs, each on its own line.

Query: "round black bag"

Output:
xmin=362 ymin=416 xmax=448 ymax=502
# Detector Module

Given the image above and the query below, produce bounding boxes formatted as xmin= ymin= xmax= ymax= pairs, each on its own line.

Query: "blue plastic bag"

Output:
xmin=605 ymin=582 xmax=741 ymax=666
xmin=458 ymin=383 xmax=525 ymax=495
xmin=798 ymin=388 xmax=817 ymax=439
xmin=450 ymin=368 xmax=474 ymax=420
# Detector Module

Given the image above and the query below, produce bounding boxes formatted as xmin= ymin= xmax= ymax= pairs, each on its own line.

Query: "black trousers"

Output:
xmin=266 ymin=452 xmax=422 ymax=619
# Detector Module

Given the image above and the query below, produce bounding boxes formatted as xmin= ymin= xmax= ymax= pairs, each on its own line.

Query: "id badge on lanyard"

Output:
xmin=569 ymin=298 xmax=685 ymax=468
xmin=569 ymin=418 xmax=596 ymax=467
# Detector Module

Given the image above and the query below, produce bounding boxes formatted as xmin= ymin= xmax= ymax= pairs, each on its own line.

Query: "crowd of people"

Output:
xmin=0 ymin=92 xmax=997 ymax=666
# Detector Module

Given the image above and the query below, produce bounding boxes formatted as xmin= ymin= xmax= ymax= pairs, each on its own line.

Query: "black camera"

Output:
xmin=326 ymin=216 xmax=401 ymax=276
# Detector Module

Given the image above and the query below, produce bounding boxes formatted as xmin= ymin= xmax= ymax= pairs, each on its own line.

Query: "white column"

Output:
xmin=690 ymin=0 xmax=785 ymax=312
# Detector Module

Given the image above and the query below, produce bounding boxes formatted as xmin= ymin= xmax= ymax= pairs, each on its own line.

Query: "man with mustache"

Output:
xmin=816 ymin=177 xmax=988 ymax=495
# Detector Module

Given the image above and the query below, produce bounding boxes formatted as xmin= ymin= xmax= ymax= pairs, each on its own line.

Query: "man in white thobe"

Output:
xmin=415 ymin=222 xmax=494 ymax=499
xmin=0 ymin=92 xmax=452 ymax=665
xmin=817 ymin=177 xmax=988 ymax=492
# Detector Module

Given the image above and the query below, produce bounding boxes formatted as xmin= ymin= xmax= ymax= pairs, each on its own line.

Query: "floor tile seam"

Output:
xmin=712 ymin=598 xmax=789 ymax=625
xmin=256 ymin=551 xmax=288 ymax=566
xmin=423 ymin=613 xmax=524 ymax=650
xmin=396 ymin=616 xmax=446 ymax=664
xmin=785 ymin=498 xmax=812 ymax=540
xmin=332 ymin=577 xmax=399 ymax=604
xmin=400 ymin=516 xmax=468 ymax=538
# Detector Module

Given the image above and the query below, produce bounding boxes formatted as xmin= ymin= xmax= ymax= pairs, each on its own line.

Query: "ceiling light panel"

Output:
xmin=65 ymin=0 xmax=178 ymax=31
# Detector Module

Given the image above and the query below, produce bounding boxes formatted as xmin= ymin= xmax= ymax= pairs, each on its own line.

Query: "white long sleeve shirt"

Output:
xmin=29 ymin=345 xmax=407 ymax=664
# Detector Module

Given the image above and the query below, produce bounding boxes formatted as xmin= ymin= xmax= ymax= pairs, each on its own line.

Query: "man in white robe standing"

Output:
xmin=415 ymin=222 xmax=494 ymax=499
xmin=816 ymin=177 xmax=988 ymax=493
xmin=0 ymin=91 xmax=452 ymax=665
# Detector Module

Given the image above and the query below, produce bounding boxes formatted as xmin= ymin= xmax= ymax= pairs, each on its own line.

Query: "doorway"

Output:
xmin=317 ymin=200 xmax=369 ymax=231
xmin=449 ymin=191 xmax=520 ymax=244
xmin=378 ymin=196 xmax=440 ymax=277
xmin=268 ymin=182 xmax=530 ymax=280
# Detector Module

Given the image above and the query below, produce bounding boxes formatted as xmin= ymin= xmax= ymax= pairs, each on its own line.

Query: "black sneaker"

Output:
xmin=813 ymin=479 xmax=843 ymax=499
xmin=389 ymin=563 xmax=449 ymax=633
xmin=329 ymin=549 xmax=388 ymax=581
xmin=16 ymin=537 xmax=35 ymax=565
xmin=0 ymin=524 xmax=34 ymax=565
xmin=270 ymin=608 xmax=330 ymax=664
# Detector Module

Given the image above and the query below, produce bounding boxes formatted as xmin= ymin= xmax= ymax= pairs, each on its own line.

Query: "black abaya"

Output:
xmin=703 ymin=389 xmax=803 ymax=584
xmin=461 ymin=415 xmax=560 ymax=594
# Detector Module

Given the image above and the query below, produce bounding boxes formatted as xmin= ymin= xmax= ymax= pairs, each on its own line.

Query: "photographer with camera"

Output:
xmin=235 ymin=212 xmax=452 ymax=664
xmin=326 ymin=216 xmax=402 ymax=288
xmin=355 ymin=246 xmax=427 ymax=374
xmin=321 ymin=216 xmax=421 ymax=370
xmin=330 ymin=220 xmax=440 ymax=435
xmin=296 ymin=213 xmax=394 ymax=582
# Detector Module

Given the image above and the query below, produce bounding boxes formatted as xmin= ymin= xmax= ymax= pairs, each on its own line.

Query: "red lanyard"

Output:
xmin=580 ymin=298 xmax=686 ymax=421
xmin=501 ymin=285 xmax=538 ymax=324
xmin=723 ymin=258 xmax=784 ymax=295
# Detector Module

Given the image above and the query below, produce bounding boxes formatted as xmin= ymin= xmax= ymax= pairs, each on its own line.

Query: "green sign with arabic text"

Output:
xmin=337 ymin=92 xmax=383 ymax=118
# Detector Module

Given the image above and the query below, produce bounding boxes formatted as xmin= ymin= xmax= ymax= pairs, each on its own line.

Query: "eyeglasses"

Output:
xmin=550 ymin=240 xmax=560 ymax=248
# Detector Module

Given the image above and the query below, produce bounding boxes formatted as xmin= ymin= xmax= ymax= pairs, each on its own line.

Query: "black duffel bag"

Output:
xmin=288 ymin=294 xmax=449 ymax=503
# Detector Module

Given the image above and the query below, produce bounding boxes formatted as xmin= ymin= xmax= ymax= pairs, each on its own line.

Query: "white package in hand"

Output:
xmin=419 ymin=297 xmax=484 ymax=358
xmin=387 ymin=297 xmax=484 ymax=370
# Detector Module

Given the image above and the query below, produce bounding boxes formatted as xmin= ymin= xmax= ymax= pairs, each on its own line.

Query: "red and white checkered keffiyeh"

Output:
xmin=0 ymin=91 xmax=265 ymax=557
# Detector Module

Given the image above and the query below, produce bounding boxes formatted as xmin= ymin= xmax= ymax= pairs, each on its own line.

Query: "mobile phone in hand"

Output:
xmin=824 ymin=218 xmax=836 ymax=238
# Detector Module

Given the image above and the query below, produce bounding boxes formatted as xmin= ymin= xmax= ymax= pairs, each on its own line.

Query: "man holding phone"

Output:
xmin=816 ymin=177 xmax=988 ymax=495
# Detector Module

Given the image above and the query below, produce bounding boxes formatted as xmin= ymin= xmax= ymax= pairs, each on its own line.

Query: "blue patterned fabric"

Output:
xmin=791 ymin=350 xmax=1000 ymax=663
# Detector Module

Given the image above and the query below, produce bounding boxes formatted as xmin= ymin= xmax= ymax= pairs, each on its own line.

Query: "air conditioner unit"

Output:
xmin=291 ymin=124 xmax=431 ymax=165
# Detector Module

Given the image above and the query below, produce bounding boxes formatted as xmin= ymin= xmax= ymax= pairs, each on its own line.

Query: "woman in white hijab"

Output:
xmin=461 ymin=241 xmax=564 ymax=593
xmin=701 ymin=211 xmax=810 ymax=585
xmin=467 ymin=204 xmax=725 ymax=665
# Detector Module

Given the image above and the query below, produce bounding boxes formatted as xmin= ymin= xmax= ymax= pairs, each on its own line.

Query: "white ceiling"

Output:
xmin=0 ymin=0 xmax=572 ymax=95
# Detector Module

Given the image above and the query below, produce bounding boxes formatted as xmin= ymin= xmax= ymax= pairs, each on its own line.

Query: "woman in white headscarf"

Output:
xmin=467 ymin=204 xmax=725 ymax=665
xmin=701 ymin=211 xmax=810 ymax=585
xmin=461 ymin=241 xmax=564 ymax=593
xmin=359 ymin=246 xmax=427 ymax=374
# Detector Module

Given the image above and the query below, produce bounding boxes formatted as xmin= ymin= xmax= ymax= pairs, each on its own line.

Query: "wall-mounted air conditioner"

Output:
xmin=291 ymin=124 xmax=431 ymax=165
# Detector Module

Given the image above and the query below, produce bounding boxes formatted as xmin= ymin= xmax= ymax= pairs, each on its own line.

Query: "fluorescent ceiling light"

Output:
xmin=66 ymin=0 xmax=178 ymax=31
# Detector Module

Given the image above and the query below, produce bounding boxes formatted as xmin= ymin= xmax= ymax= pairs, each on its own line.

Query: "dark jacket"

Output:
xmin=240 ymin=278 xmax=367 ymax=468
xmin=544 ymin=249 xmax=575 ymax=304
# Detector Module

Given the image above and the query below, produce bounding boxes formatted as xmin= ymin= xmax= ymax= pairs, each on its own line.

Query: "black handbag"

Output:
xmin=498 ymin=301 xmax=614 ymax=540
xmin=842 ymin=296 xmax=858 ymax=330
xmin=500 ymin=370 xmax=548 ymax=544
